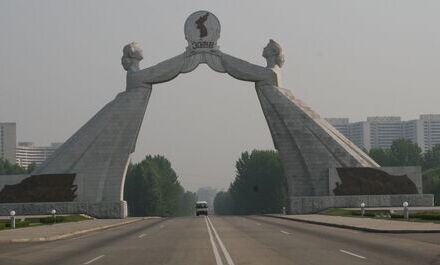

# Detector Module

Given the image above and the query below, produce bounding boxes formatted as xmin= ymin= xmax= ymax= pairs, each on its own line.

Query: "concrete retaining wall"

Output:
xmin=0 ymin=201 xmax=127 ymax=219
xmin=290 ymin=194 xmax=434 ymax=214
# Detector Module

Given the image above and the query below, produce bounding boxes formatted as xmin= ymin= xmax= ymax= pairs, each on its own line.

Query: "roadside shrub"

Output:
xmin=0 ymin=223 xmax=6 ymax=229
xmin=24 ymin=218 xmax=41 ymax=223
xmin=364 ymin=212 xmax=377 ymax=217
xmin=15 ymin=221 xmax=30 ymax=228
xmin=351 ymin=210 xmax=388 ymax=217
xmin=391 ymin=214 xmax=404 ymax=219
xmin=324 ymin=209 xmax=390 ymax=217
xmin=5 ymin=221 xmax=30 ymax=228
xmin=411 ymin=212 xmax=440 ymax=220
xmin=62 ymin=214 xmax=90 ymax=222
xmin=391 ymin=212 xmax=440 ymax=220
xmin=40 ymin=216 xmax=65 ymax=224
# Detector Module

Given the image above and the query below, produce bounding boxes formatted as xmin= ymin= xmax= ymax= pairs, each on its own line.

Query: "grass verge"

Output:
xmin=0 ymin=214 xmax=91 ymax=230
xmin=323 ymin=208 xmax=440 ymax=223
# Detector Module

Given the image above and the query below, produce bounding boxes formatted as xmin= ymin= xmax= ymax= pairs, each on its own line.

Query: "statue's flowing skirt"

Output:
xmin=33 ymin=87 xmax=152 ymax=202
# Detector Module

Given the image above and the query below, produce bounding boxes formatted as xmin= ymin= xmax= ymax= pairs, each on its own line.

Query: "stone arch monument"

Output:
xmin=0 ymin=11 xmax=432 ymax=218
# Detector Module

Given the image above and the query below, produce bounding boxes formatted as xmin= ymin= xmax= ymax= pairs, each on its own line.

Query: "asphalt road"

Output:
xmin=0 ymin=216 xmax=438 ymax=265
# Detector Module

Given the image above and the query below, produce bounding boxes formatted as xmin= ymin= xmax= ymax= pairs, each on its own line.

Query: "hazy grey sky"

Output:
xmin=1 ymin=0 xmax=439 ymax=191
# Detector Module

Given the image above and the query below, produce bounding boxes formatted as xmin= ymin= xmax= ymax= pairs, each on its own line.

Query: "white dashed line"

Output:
xmin=255 ymin=222 xmax=261 ymax=226
xmin=339 ymin=249 xmax=366 ymax=259
xmin=205 ymin=217 xmax=224 ymax=265
xmin=280 ymin=230 xmax=290 ymax=235
xmin=138 ymin=233 xmax=147 ymax=238
xmin=83 ymin=255 xmax=105 ymax=264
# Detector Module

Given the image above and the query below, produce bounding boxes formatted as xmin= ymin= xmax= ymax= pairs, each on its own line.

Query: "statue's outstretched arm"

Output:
xmin=139 ymin=53 xmax=186 ymax=84
xmin=220 ymin=52 xmax=273 ymax=83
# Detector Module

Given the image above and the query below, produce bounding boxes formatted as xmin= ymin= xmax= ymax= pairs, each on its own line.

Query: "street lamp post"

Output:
xmin=51 ymin=209 xmax=57 ymax=223
xmin=360 ymin=202 xmax=366 ymax=216
xmin=10 ymin=210 xmax=16 ymax=229
xmin=403 ymin=201 xmax=409 ymax=220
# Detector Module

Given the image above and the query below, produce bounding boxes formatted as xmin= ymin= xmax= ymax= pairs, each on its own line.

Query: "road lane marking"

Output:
xmin=255 ymin=222 xmax=261 ymax=226
xmin=205 ymin=217 xmax=224 ymax=265
xmin=339 ymin=249 xmax=366 ymax=259
xmin=207 ymin=217 xmax=236 ymax=265
xmin=83 ymin=255 xmax=105 ymax=264
xmin=68 ymin=234 xmax=93 ymax=241
xmin=138 ymin=233 xmax=147 ymax=238
xmin=280 ymin=230 xmax=290 ymax=235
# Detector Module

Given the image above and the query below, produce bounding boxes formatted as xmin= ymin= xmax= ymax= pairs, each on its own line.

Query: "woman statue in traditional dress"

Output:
xmin=34 ymin=43 xmax=186 ymax=204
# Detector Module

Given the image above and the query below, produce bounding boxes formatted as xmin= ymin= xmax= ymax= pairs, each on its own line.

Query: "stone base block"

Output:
xmin=290 ymin=194 xmax=434 ymax=214
xmin=0 ymin=201 xmax=128 ymax=219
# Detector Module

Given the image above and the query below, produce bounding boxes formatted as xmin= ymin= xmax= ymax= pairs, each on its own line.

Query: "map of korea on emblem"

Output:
xmin=184 ymin=11 xmax=221 ymax=51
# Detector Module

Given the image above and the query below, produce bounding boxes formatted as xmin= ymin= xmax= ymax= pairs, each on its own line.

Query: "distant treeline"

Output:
xmin=214 ymin=150 xmax=288 ymax=215
xmin=124 ymin=155 xmax=197 ymax=217
xmin=368 ymin=139 xmax=440 ymax=205
xmin=0 ymin=158 xmax=36 ymax=175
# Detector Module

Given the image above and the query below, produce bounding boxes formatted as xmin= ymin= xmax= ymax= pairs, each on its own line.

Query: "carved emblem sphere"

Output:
xmin=184 ymin=10 xmax=220 ymax=51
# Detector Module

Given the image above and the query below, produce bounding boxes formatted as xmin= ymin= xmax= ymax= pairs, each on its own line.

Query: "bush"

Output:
xmin=391 ymin=213 xmax=404 ymax=219
xmin=5 ymin=221 xmax=30 ymax=228
xmin=411 ymin=212 xmax=440 ymax=220
xmin=390 ymin=212 xmax=440 ymax=220
xmin=24 ymin=218 xmax=42 ymax=223
xmin=0 ymin=223 xmax=6 ymax=230
xmin=61 ymin=215 xmax=90 ymax=222
xmin=350 ymin=211 xmax=376 ymax=217
xmin=350 ymin=210 xmax=389 ymax=217
xmin=15 ymin=221 xmax=30 ymax=228
xmin=38 ymin=215 xmax=89 ymax=224
xmin=39 ymin=216 xmax=65 ymax=224
xmin=324 ymin=209 xmax=390 ymax=217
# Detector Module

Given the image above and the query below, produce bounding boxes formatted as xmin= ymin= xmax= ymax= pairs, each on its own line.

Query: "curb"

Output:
xmin=264 ymin=214 xmax=440 ymax=234
xmin=0 ymin=217 xmax=160 ymax=243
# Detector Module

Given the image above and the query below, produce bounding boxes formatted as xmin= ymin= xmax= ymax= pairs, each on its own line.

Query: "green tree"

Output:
xmin=150 ymin=155 xmax=182 ymax=216
xmin=124 ymin=160 xmax=161 ymax=216
xmin=214 ymin=150 xmax=287 ymax=215
xmin=27 ymin=162 xmax=37 ymax=174
xmin=0 ymin=158 xmax=27 ymax=175
xmin=123 ymin=155 xmax=195 ymax=217
xmin=213 ymin=191 xmax=233 ymax=215
xmin=423 ymin=145 xmax=440 ymax=171
xmin=369 ymin=148 xmax=392 ymax=166
xmin=178 ymin=191 xmax=197 ymax=216
xmin=388 ymin=139 xmax=422 ymax=166
xmin=423 ymin=168 xmax=440 ymax=206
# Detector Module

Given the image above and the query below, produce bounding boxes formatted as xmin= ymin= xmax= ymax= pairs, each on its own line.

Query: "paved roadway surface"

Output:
xmin=0 ymin=216 xmax=438 ymax=265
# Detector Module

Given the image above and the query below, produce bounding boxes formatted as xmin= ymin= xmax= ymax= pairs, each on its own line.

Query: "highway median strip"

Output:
xmin=207 ymin=217 xmax=236 ymax=265
xmin=205 ymin=216 xmax=236 ymax=265
xmin=205 ymin=216 xmax=224 ymax=265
